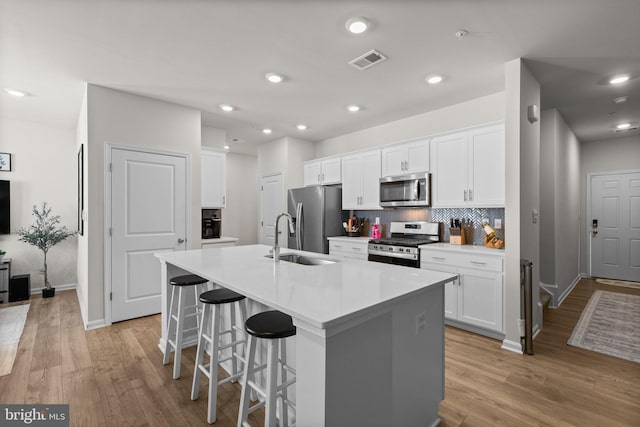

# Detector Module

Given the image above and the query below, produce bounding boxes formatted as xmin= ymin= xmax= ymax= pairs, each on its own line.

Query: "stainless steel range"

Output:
xmin=368 ymin=221 xmax=441 ymax=268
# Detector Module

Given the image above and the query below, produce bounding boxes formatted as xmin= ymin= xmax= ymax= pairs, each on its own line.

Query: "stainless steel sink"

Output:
xmin=265 ymin=253 xmax=338 ymax=266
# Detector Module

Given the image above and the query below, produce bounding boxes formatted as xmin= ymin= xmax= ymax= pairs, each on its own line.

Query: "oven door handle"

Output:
xmin=367 ymin=248 xmax=419 ymax=260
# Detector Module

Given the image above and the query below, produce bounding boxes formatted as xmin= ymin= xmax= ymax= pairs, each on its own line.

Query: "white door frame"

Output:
xmin=586 ymin=169 xmax=640 ymax=277
xmin=104 ymin=143 xmax=192 ymax=326
xmin=259 ymin=172 xmax=285 ymax=245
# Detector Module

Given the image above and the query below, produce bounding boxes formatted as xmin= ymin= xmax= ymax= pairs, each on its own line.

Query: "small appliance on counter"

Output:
xmin=202 ymin=208 xmax=221 ymax=239
xmin=368 ymin=221 xmax=441 ymax=268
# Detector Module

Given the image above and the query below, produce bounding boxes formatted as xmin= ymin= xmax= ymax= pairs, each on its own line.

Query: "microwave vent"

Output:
xmin=349 ymin=49 xmax=387 ymax=70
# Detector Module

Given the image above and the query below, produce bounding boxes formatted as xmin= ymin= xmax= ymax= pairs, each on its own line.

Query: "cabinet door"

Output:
xmin=321 ymin=158 xmax=342 ymax=184
xmin=468 ymin=124 xmax=505 ymax=207
xmin=381 ymin=145 xmax=406 ymax=177
xmin=341 ymin=154 xmax=363 ymax=209
xmin=202 ymin=151 xmax=226 ymax=208
xmin=360 ymin=150 xmax=382 ymax=209
xmin=421 ymin=262 xmax=458 ymax=319
xmin=405 ymin=139 xmax=430 ymax=173
xmin=458 ymin=267 xmax=503 ymax=332
xmin=431 ymin=132 xmax=468 ymax=207
xmin=304 ymin=161 xmax=322 ymax=186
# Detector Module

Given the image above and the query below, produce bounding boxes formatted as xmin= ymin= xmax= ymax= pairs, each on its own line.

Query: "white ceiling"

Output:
xmin=1 ymin=0 xmax=639 ymax=154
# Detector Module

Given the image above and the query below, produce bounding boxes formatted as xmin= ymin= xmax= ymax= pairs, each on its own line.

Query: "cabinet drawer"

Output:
xmin=329 ymin=241 xmax=368 ymax=254
xmin=420 ymin=249 xmax=502 ymax=272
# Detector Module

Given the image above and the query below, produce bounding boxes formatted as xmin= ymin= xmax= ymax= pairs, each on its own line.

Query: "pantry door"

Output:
xmin=110 ymin=147 xmax=188 ymax=323
xmin=590 ymin=171 xmax=640 ymax=282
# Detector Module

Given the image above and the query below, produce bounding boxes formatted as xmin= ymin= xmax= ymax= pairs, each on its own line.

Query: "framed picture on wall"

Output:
xmin=0 ymin=153 xmax=11 ymax=171
xmin=78 ymin=145 xmax=84 ymax=235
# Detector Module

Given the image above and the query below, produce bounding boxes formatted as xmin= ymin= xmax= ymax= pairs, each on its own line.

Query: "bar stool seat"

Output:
xmin=162 ymin=274 xmax=209 ymax=379
xmin=192 ymin=289 xmax=248 ymax=424
xmin=238 ymin=310 xmax=297 ymax=427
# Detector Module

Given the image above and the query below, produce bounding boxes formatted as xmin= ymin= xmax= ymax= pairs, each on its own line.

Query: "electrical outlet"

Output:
xmin=482 ymin=218 xmax=489 ymax=226
xmin=415 ymin=311 xmax=427 ymax=335
xmin=494 ymin=219 xmax=502 ymax=229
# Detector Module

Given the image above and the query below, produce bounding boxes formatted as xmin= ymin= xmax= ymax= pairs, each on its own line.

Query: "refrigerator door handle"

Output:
xmin=295 ymin=202 xmax=303 ymax=250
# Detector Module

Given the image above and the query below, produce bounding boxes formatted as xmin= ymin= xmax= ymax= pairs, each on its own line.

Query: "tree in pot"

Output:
xmin=18 ymin=202 xmax=75 ymax=298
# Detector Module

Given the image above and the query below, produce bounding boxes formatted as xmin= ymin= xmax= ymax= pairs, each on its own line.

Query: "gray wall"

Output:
xmin=580 ymin=134 xmax=640 ymax=275
xmin=540 ymin=109 xmax=581 ymax=305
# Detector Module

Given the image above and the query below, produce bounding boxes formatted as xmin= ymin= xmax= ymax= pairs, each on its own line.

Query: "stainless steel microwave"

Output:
xmin=379 ymin=173 xmax=431 ymax=207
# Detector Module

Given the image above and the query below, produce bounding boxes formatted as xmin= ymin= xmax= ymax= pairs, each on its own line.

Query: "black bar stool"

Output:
xmin=191 ymin=288 xmax=248 ymax=424
xmin=162 ymin=274 xmax=209 ymax=379
xmin=237 ymin=310 xmax=297 ymax=427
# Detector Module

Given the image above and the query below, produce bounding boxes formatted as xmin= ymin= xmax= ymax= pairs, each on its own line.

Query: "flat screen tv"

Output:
xmin=0 ymin=180 xmax=9 ymax=234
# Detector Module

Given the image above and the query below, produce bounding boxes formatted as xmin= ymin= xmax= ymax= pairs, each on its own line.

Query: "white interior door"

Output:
xmin=260 ymin=173 xmax=283 ymax=246
xmin=590 ymin=172 xmax=640 ymax=282
xmin=111 ymin=148 xmax=187 ymax=323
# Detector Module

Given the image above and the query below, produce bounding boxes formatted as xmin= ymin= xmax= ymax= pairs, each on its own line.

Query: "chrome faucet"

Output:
xmin=273 ymin=212 xmax=295 ymax=262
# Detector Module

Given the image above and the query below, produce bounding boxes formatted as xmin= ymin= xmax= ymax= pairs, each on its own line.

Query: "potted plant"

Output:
xmin=17 ymin=202 xmax=75 ymax=298
xmin=0 ymin=249 xmax=5 ymax=263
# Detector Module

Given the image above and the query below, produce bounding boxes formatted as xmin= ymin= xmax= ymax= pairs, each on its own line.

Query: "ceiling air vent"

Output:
xmin=349 ymin=49 xmax=387 ymax=70
xmin=614 ymin=126 xmax=639 ymax=133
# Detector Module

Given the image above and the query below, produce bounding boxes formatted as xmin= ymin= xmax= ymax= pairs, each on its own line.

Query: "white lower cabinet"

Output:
xmin=328 ymin=238 xmax=369 ymax=261
xmin=421 ymin=247 xmax=504 ymax=335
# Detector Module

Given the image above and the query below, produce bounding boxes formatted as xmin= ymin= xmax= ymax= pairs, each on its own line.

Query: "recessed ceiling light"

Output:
xmin=296 ymin=124 xmax=308 ymax=131
xmin=347 ymin=105 xmax=361 ymax=112
xmin=262 ymin=128 xmax=272 ymax=134
xmin=265 ymin=73 xmax=284 ymax=83
xmin=345 ymin=17 xmax=370 ymax=34
xmin=613 ymin=96 xmax=628 ymax=104
xmin=220 ymin=104 xmax=234 ymax=112
xmin=616 ymin=123 xmax=631 ymax=129
xmin=223 ymin=145 xmax=230 ymax=150
xmin=4 ymin=88 xmax=28 ymax=97
xmin=610 ymin=75 xmax=629 ymax=85
xmin=426 ymin=75 xmax=443 ymax=84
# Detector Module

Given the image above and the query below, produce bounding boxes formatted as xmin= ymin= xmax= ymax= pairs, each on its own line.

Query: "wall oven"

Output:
xmin=379 ymin=173 xmax=431 ymax=207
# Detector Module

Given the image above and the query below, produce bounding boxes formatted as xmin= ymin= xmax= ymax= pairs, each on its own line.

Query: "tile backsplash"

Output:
xmin=343 ymin=207 xmax=505 ymax=246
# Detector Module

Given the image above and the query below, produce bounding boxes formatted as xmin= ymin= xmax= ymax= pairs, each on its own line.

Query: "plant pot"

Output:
xmin=42 ymin=287 xmax=56 ymax=298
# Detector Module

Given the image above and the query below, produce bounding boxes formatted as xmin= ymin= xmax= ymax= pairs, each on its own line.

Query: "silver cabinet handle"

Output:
xmin=352 ymin=247 xmax=362 ymax=251
xmin=334 ymin=244 xmax=342 ymax=248
xmin=464 ymin=190 xmax=468 ymax=201
xmin=468 ymin=189 xmax=473 ymax=201
xmin=317 ymin=173 xmax=321 ymax=182
xmin=222 ymin=195 xmax=225 ymax=205
xmin=177 ymin=238 xmax=185 ymax=243
xmin=322 ymin=173 xmax=325 ymax=181
xmin=432 ymin=256 xmax=446 ymax=261
xmin=470 ymin=261 xmax=487 ymax=265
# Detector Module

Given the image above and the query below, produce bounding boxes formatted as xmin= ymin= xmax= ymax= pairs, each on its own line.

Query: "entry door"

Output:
xmin=260 ymin=173 xmax=284 ymax=246
xmin=111 ymin=148 xmax=187 ymax=323
xmin=590 ymin=172 xmax=640 ymax=282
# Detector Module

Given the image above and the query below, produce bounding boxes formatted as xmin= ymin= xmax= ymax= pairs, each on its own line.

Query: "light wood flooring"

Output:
xmin=0 ymin=278 xmax=638 ymax=426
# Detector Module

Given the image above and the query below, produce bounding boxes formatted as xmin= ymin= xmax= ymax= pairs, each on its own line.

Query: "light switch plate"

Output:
xmin=532 ymin=209 xmax=539 ymax=224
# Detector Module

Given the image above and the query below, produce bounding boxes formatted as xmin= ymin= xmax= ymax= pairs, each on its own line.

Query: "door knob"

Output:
xmin=177 ymin=238 xmax=185 ymax=243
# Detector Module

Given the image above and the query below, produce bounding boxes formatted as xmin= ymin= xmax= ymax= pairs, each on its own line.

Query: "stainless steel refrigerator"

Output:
xmin=288 ymin=185 xmax=343 ymax=254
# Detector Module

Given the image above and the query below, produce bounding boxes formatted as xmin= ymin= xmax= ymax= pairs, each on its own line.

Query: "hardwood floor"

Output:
xmin=1 ymin=278 xmax=638 ymax=426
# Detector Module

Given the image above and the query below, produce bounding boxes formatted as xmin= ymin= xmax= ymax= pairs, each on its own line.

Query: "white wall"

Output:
xmin=540 ymin=109 xmax=581 ymax=305
xmin=316 ymin=92 xmax=505 ymax=156
xmin=224 ymin=153 xmax=259 ymax=245
xmin=580 ymin=134 xmax=640 ymax=274
xmin=85 ymin=84 xmax=201 ymax=324
xmin=0 ymin=117 xmax=78 ymax=290
xmin=504 ymin=59 xmax=541 ymax=351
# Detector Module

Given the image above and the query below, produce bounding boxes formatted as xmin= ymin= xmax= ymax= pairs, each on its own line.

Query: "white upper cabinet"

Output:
xmin=431 ymin=123 xmax=505 ymax=207
xmin=201 ymin=150 xmax=226 ymax=208
xmin=342 ymin=149 xmax=382 ymax=210
xmin=381 ymin=139 xmax=429 ymax=177
xmin=304 ymin=157 xmax=341 ymax=186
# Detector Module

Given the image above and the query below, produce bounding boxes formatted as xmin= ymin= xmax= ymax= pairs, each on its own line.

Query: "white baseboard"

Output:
xmin=557 ymin=274 xmax=581 ymax=308
xmin=501 ymin=339 xmax=523 ymax=354
xmin=31 ymin=282 xmax=77 ymax=294
xmin=86 ymin=319 xmax=107 ymax=330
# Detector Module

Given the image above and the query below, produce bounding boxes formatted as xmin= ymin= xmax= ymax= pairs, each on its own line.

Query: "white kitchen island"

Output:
xmin=156 ymin=244 xmax=455 ymax=427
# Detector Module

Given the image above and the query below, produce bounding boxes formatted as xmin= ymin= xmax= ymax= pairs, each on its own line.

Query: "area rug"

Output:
xmin=595 ymin=278 xmax=640 ymax=290
xmin=0 ymin=304 xmax=30 ymax=376
xmin=568 ymin=291 xmax=639 ymax=363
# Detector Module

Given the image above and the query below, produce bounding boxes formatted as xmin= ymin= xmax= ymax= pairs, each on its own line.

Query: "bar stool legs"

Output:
xmin=191 ymin=289 xmax=248 ymax=424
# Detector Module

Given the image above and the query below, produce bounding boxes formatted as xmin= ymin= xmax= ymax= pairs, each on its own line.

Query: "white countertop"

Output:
xmin=202 ymin=236 xmax=239 ymax=244
xmin=327 ymin=236 xmax=371 ymax=243
xmin=156 ymin=244 xmax=455 ymax=329
xmin=419 ymin=242 xmax=505 ymax=256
